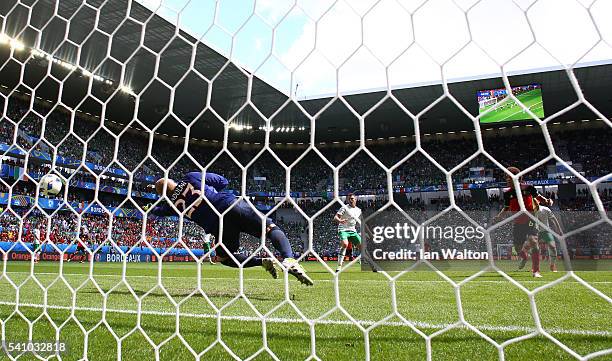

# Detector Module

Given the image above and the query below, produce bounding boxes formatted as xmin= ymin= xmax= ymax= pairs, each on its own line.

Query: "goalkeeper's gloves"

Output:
xmin=143 ymin=203 xmax=152 ymax=212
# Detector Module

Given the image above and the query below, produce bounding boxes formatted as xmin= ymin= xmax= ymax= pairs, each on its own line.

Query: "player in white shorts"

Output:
xmin=536 ymin=205 xmax=563 ymax=272
xmin=334 ymin=193 xmax=362 ymax=272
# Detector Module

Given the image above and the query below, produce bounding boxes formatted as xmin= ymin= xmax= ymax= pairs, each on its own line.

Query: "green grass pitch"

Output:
xmin=479 ymin=89 xmax=545 ymax=124
xmin=0 ymin=261 xmax=610 ymax=360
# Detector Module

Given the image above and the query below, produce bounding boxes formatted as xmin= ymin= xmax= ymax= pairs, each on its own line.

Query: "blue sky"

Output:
xmin=137 ymin=0 xmax=612 ymax=98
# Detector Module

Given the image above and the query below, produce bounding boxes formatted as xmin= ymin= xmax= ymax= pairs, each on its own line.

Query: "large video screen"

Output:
xmin=477 ymin=84 xmax=544 ymax=123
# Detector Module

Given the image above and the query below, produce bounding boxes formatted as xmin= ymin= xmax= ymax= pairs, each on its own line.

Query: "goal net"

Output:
xmin=0 ymin=0 xmax=610 ymax=360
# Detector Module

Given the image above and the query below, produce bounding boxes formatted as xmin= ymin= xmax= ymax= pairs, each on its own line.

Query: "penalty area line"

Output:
xmin=0 ymin=300 xmax=609 ymax=337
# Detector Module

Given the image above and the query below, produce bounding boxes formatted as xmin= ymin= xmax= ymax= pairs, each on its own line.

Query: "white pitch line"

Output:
xmin=496 ymin=100 xmax=544 ymax=122
xmin=3 ymin=272 xmax=612 ymax=284
xmin=0 ymin=301 xmax=609 ymax=337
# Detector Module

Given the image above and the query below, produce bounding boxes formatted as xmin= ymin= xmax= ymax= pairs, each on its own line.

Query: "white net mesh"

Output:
xmin=0 ymin=0 xmax=610 ymax=360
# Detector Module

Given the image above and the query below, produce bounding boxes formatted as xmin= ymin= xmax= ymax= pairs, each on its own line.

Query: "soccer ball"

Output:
xmin=40 ymin=174 xmax=63 ymax=197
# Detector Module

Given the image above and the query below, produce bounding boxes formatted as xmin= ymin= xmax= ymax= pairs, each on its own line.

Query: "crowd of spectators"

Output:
xmin=2 ymin=98 xmax=611 ymax=197
xmin=0 ymin=208 xmax=210 ymax=250
xmin=0 ymin=96 xmax=610 ymax=260
xmin=557 ymin=189 xmax=612 ymax=257
xmin=0 ymin=187 xmax=609 ymax=260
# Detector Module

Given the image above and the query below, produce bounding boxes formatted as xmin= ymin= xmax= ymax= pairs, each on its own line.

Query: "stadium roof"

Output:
xmin=1 ymin=0 xmax=611 ymax=144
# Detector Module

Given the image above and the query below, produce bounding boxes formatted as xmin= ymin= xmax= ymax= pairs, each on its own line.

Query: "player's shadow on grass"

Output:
xmin=87 ymin=289 xmax=277 ymax=301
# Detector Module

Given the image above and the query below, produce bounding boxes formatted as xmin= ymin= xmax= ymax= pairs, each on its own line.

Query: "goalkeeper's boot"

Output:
xmin=282 ymin=258 xmax=314 ymax=286
xmin=262 ymin=258 xmax=278 ymax=279
xmin=517 ymin=257 xmax=527 ymax=271
xmin=532 ymin=271 xmax=543 ymax=278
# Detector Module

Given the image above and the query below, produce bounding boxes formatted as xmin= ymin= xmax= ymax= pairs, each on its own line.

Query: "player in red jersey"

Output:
xmin=494 ymin=167 xmax=553 ymax=277
xmin=68 ymin=225 xmax=89 ymax=263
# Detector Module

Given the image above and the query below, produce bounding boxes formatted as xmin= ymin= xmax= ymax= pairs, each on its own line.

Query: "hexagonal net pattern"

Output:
xmin=0 ymin=0 xmax=610 ymax=360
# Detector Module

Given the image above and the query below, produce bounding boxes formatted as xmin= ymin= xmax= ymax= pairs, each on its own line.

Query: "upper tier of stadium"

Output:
xmin=1 ymin=0 xmax=611 ymax=144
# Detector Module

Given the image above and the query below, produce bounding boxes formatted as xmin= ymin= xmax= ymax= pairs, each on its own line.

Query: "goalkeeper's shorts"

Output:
xmin=214 ymin=200 xmax=274 ymax=257
xmin=338 ymin=230 xmax=361 ymax=245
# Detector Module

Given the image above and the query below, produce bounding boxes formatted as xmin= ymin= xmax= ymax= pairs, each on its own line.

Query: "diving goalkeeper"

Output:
xmin=149 ymin=171 xmax=313 ymax=286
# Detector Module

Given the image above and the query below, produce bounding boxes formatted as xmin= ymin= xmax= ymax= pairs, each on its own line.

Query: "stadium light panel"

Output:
xmin=31 ymin=48 xmax=45 ymax=57
xmin=11 ymin=40 xmax=25 ymax=51
xmin=28 ymin=44 xmax=119 ymax=89
xmin=60 ymin=61 xmax=77 ymax=71
xmin=120 ymin=85 xmax=135 ymax=96
xmin=0 ymin=34 xmax=25 ymax=51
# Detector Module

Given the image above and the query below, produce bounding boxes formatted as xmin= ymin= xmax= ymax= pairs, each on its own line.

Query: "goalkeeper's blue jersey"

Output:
xmin=150 ymin=172 xmax=237 ymax=232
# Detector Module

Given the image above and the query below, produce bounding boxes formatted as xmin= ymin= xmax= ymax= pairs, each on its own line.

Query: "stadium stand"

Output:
xmin=2 ymin=97 xmax=611 ymax=260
